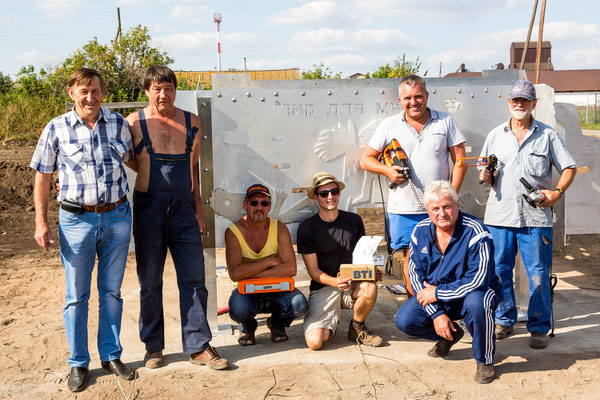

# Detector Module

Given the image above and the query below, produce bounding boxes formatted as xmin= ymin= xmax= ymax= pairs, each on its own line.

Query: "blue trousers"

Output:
xmin=395 ymin=290 xmax=498 ymax=364
xmin=488 ymin=226 xmax=553 ymax=334
xmin=58 ymin=201 xmax=131 ymax=367
xmin=134 ymin=191 xmax=212 ymax=354
xmin=229 ymin=288 xmax=307 ymax=333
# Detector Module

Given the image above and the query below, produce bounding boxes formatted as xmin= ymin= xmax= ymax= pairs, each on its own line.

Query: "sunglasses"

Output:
xmin=317 ymin=188 xmax=340 ymax=198
xmin=248 ymin=199 xmax=271 ymax=207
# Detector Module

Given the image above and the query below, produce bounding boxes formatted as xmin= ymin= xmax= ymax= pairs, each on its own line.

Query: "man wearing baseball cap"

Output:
xmin=479 ymin=79 xmax=577 ymax=349
xmin=225 ymin=184 xmax=307 ymax=346
xmin=297 ymin=172 xmax=383 ymax=350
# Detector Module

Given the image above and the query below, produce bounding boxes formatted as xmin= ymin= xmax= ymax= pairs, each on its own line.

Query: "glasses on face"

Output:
xmin=317 ymin=188 xmax=340 ymax=198
xmin=509 ymin=98 xmax=532 ymax=106
xmin=248 ymin=199 xmax=271 ymax=207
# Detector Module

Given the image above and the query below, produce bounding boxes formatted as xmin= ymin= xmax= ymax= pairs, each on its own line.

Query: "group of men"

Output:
xmin=32 ymin=66 xmax=228 ymax=392
xmin=360 ymin=75 xmax=576 ymax=383
xmin=32 ymin=67 xmax=576 ymax=391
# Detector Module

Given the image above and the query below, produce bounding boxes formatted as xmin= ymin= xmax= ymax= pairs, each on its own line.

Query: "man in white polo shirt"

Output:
xmin=360 ymin=75 xmax=467 ymax=296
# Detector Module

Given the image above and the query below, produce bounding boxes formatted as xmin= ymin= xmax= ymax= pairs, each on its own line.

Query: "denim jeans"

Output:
xmin=228 ymin=288 xmax=308 ymax=333
xmin=58 ymin=201 xmax=131 ymax=367
xmin=488 ymin=225 xmax=553 ymax=334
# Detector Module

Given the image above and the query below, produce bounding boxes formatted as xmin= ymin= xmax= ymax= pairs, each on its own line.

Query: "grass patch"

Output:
xmin=0 ymin=94 xmax=64 ymax=144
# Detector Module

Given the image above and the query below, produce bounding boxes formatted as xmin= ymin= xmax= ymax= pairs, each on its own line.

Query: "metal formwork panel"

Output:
xmin=203 ymin=71 xmax=567 ymax=249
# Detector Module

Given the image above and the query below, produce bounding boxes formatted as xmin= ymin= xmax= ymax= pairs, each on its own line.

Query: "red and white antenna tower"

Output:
xmin=214 ymin=13 xmax=222 ymax=71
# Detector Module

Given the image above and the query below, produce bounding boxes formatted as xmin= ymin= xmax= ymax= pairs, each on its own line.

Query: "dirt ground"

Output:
xmin=1 ymin=144 xmax=600 ymax=399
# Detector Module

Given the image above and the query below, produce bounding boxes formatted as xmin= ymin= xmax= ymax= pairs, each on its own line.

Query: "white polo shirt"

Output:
xmin=368 ymin=109 xmax=466 ymax=214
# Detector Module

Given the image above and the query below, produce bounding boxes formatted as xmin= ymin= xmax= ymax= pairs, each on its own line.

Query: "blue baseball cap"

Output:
xmin=508 ymin=80 xmax=536 ymax=101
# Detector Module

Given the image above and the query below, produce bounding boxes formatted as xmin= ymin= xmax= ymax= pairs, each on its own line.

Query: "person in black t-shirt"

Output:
xmin=297 ymin=171 xmax=383 ymax=350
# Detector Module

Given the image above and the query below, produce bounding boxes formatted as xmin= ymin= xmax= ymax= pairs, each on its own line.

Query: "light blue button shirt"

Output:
xmin=480 ymin=118 xmax=576 ymax=228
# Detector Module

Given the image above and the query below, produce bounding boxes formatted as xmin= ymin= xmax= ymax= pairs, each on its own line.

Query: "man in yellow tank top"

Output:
xmin=225 ymin=184 xmax=308 ymax=346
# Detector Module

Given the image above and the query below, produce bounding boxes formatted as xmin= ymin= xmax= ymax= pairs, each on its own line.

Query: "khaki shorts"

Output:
xmin=303 ymin=285 xmax=355 ymax=335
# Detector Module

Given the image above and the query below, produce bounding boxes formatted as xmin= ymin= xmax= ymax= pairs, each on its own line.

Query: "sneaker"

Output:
xmin=348 ymin=320 xmax=383 ymax=347
xmin=495 ymin=324 xmax=514 ymax=340
xmin=475 ymin=363 xmax=495 ymax=384
xmin=457 ymin=320 xmax=472 ymax=344
xmin=427 ymin=322 xmax=464 ymax=358
xmin=144 ymin=350 xmax=163 ymax=369
xmin=190 ymin=346 xmax=230 ymax=370
xmin=529 ymin=331 xmax=549 ymax=349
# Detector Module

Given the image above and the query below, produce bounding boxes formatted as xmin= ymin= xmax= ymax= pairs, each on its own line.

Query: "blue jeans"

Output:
xmin=58 ymin=201 xmax=132 ymax=367
xmin=228 ymin=288 xmax=308 ymax=333
xmin=488 ymin=226 xmax=553 ymax=334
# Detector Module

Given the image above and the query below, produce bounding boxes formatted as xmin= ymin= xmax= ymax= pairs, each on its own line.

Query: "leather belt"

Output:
xmin=81 ymin=195 xmax=127 ymax=213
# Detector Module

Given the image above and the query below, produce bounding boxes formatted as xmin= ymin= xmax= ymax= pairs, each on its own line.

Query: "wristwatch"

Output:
xmin=554 ymin=188 xmax=564 ymax=198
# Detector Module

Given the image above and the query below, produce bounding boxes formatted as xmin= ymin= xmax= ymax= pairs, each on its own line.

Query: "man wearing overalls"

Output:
xmin=126 ymin=66 xmax=229 ymax=370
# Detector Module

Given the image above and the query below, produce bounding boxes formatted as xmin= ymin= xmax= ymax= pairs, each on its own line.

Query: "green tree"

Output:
xmin=49 ymin=25 xmax=173 ymax=102
xmin=14 ymin=65 xmax=49 ymax=96
xmin=0 ymin=72 xmax=12 ymax=95
xmin=301 ymin=62 xmax=342 ymax=79
xmin=366 ymin=54 xmax=426 ymax=79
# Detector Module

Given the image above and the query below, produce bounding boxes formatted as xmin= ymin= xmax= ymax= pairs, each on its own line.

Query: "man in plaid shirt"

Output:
xmin=31 ymin=68 xmax=135 ymax=392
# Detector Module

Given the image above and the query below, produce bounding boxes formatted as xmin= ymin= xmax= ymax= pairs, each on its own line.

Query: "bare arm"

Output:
xmin=124 ymin=112 xmax=140 ymax=172
xmin=301 ymin=253 xmax=351 ymax=291
xmin=191 ymin=114 xmax=205 ymax=234
xmin=225 ymin=222 xmax=297 ymax=281
xmin=360 ymin=145 xmax=406 ymax=184
xmin=540 ymin=167 xmax=577 ymax=207
xmin=33 ymin=172 xmax=54 ymax=252
xmin=448 ymin=142 xmax=467 ymax=193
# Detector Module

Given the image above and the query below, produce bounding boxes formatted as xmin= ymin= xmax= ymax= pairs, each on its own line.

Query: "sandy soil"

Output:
xmin=1 ymin=145 xmax=600 ymax=399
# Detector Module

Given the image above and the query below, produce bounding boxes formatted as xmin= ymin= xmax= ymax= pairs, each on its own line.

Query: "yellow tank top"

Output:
xmin=228 ymin=218 xmax=279 ymax=259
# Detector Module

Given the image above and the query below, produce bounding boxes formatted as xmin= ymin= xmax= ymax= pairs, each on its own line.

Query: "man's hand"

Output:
xmin=539 ymin=189 xmax=561 ymax=208
xmin=417 ymin=281 xmax=437 ymax=307
xmin=386 ymin=165 xmax=407 ymax=185
xmin=34 ymin=222 xmax=54 ymax=252
xmin=195 ymin=211 xmax=206 ymax=235
xmin=479 ymin=168 xmax=498 ymax=185
xmin=336 ymin=273 xmax=352 ymax=291
xmin=433 ymin=313 xmax=456 ymax=341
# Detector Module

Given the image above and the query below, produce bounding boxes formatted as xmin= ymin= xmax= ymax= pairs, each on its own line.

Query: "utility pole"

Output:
xmin=519 ymin=0 xmax=539 ymax=71
xmin=115 ymin=7 xmax=122 ymax=42
xmin=214 ymin=13 xmax=222 ymax=71
xmin=534 ymin=0 xmax=547 ymax=84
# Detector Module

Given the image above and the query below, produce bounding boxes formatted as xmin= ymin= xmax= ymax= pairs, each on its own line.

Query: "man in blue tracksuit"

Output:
xmin=395 ymin=180 xmax=501 ymax=384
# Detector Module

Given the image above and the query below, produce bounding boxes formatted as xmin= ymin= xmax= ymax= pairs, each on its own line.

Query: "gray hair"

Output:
xmin=399 ymin=74 xmax=427 ymax=91
xmin=423 ymin=180 xmax=458 ymax=205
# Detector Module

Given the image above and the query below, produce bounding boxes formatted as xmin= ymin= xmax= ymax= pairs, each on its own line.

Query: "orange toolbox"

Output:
xmin=238 ymin=277 xmax=295 ymax=294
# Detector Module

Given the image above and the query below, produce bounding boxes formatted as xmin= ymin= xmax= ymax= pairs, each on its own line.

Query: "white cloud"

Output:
xmin=156 ymin=31 xmax=262 ymax=53
xmin=290 ymin=28 xmax=424 ymax=55
xmin=36 ymin=0 xmax=88 ymax=19
xmin=267 ymin=1 xmax=338 ymax=25
xmin=423 ymin=21 xmax=600 ymax=75
xmin=17 ymin=51 xmax=39 ymax=64
xmin=169 ymin=5 xmax=210 ymax=24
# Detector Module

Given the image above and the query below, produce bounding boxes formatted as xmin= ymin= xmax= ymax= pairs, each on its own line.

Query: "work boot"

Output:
xmin=475 ymin=363 xmax=495 ymax=384
xmin=427 ymin=322 xmax=464 ymax=357
xmin=348 ymin=319 xmax=383 ymax=347
xmin=495 ymin=324 xmax=514 ymax=340
xmin=529 ymin=331 xmax=549 ymax=349
xmin=144 ymin=350 xmax=163 ymax=369
xmin=190 ymin=346 xmax=230 ymax=370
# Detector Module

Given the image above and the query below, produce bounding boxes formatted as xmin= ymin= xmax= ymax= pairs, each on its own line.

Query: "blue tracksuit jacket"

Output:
xmin=408 ymin=211 xmax=501 ymax=319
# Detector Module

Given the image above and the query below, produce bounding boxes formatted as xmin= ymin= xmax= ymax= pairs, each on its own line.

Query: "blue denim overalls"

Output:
xmin=133 ymin=110 xmax=212 ymax=354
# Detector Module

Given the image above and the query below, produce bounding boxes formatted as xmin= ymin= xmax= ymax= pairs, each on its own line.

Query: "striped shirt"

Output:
xmin=30 ymin=107 xmax=133 ymax=206
xmin=408 ymin=211 xmax=501 ymax=319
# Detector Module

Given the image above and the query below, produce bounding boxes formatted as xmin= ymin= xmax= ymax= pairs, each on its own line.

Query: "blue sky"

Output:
xmin=1 ymin=0 xmax=598 ymax=79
